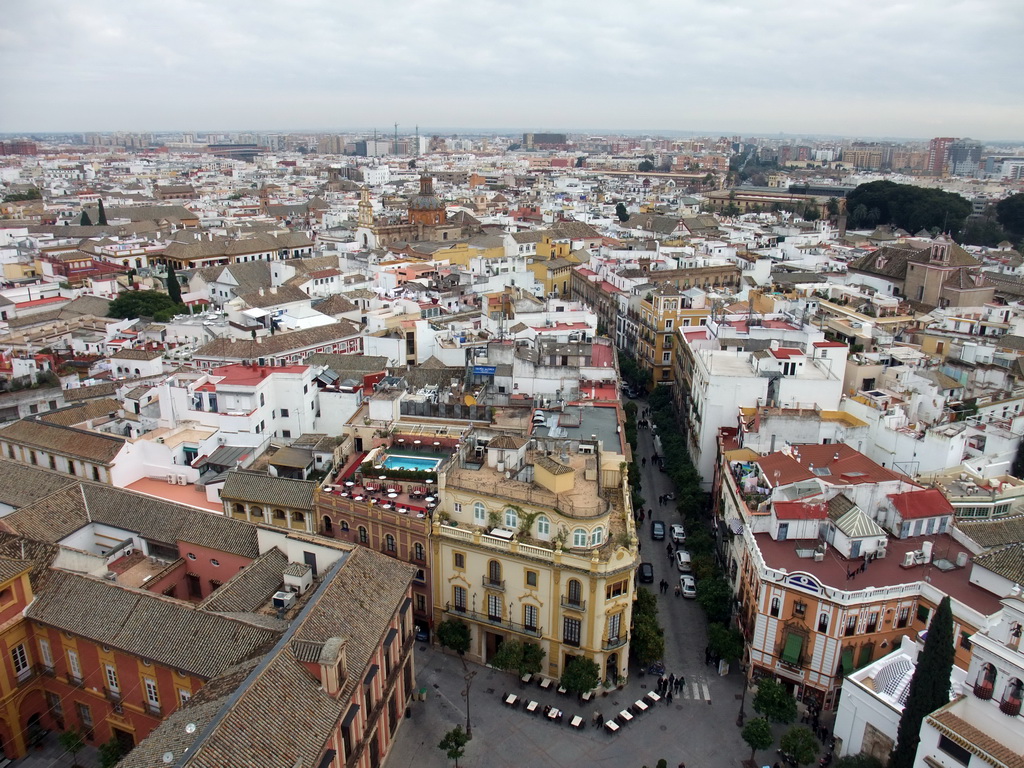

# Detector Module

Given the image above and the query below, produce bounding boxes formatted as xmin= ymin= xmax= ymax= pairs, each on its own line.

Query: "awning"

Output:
xmin=341 ymin=704 xmax=360 ymax=728
xmin=242 ymin=307 xmax=269 ymax=319
xmin=363 ymin=664 xmax=378 ymax=686
xmin=840 ymin=647 xmax=855 ymax=675
xmin=782 ymin=634 xmax=804 ymax=665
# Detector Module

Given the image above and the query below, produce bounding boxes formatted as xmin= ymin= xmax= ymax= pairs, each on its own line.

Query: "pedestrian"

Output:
xmin=668 ymin=672 xmax=675 ymax=689
xmin=666 ymin=543 xmax=673 ymax=557
xmin=642 ymin=457 xmax=647 ymax=468
xmin=667 ymin=689 xmax=673 ymax=704
xmin=704 ymin=646 xmax=711 ymax=665
xmin=674 ymin=584 xmax=682 ymax=597
xmin=647 ymin=508 xmax=652 ymax=520
xmin=678 ymin=675 xmax=685 ymax=692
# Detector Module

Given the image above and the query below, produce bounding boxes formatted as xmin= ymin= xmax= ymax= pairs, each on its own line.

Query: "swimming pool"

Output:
xmin=381 ymin=454 xmax=442 ymax=472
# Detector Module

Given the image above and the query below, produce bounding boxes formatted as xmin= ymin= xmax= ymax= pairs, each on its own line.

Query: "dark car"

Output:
xmin=638 ymin=562 xmax=655 ymax=583
xmin=651 ymin=520 xmax=665 ymax=540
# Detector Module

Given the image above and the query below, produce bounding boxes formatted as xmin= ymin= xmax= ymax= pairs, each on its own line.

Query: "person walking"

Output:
xmin=667 ymin=689 xmax=673 ymax=704
xmin=642 ymin=457 xmax=647 ymax=468
xmin=647 ymin=508 xmax=652 ymax=520
xmin=668 ymin=673 xmax=675 ymax=689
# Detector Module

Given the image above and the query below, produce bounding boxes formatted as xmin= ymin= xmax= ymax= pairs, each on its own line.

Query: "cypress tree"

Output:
xmin=889 ymin=597 xmax=954 ymax=768
xmin=80 ymin=210 xmax=92 ymax=226
xmin=166 ymin=263 xmax=183 ymax=305
xmin=97 ymin=199 xmax=108 ymax=226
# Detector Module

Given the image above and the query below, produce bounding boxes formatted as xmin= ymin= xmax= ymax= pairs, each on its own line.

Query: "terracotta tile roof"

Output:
xmin=0 ymin=418 xmax=126 ymax=465
xmin=237 ymin=284 xmax=311 ymax=309
xmin=972 ymin=543 xmax=1024 ymax=584
xmin=889 ymin=488 xmax=954 ymax=520
xmin=111 ymin=348 xmax=163 ymax=361
xmin=957 ymin=514 xmax=1024 ymax=549
xmin=26 ymin=571 xmax=280 ymax=679
xmin=63 ymin=381 xmax=119 ymax=401
xmin=220 ymin=471 xmax=315 ymax=510
xmin=38 ymin=398 xmax=122 ymax=427
xmin=0 ymin=556 xmax=32 ymax=585
xmin=200 ymin=548 xmax=287 ymax=614
xmin=0 ymin=459 xmax=76 ymax=508
xmin=489 ymin=434 xmax=530 ymax=450
xmin=757 ymin=444 xmax=911 ymax=488
xmin=0 ymin=533 xmax=60 ymax=591
xmin=313 ymin=294 xmax=358 ymax=316
xmin=194 ymin=321 xmax=360 ymax=359
xmin=535 ymin=455 xmax=573 ymax=475
xmin=929 ymin=707 xmax=1024 ymax=768
xmin=773 ymin=500 xmax=827 ymax=520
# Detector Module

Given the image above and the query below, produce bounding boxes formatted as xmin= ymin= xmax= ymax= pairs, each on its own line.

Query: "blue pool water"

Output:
xmin=382 ymin=454 xmax=442 ymax=472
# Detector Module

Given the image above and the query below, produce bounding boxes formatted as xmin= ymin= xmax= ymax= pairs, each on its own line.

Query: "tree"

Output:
xmin=836 ymin=756 xmax=885 ymax=768
xmin=107 ymin=290 xmax=185 ymax=323
xmin=1014 ymin=439 xmax=1024 ymax=479
xmin=844 ymin=180 xmax=971 ymax=236
xmin=438 ymin=725 xmax=470 ymax=768
xmin=707 ymin=622 xmax=744 ymax=663
xmin=996 ymin=193 xmax=1024 ymax=238
xmin=630 ymin=587 xmax=665 ymax=666
xmin=615 ymin=202 xmax=630 ymax=222
xmin=889 ymin=597 xmax=955 ymax=768
xmin=752 ymin=677 xmax=797 ymax=724
xmin=99 ymin=737 xmax=129 ymax=768
xmin=638 ymin=160 xmax=655 ymax=172
xmin=742 ymin=717 xmax=774 ymax=761
xmin=826 ymin=198 xmax=841 ymax=217
xmin=436 ymin=618 xmax=471 ymax=656
xmin=2 ymin=188 xmax=42 ymax=202
xmin=166 ymin=262 xmax=183 ymax=305
xmin=695 ymin=576 xmax=733 ymax=624
xmin=97 ymin=199 xmax=108 ymax=226
xmin=780 ymin=726 xmax=819 ymax=766
xmin=489 ymin=639 xmax=545 ymax=681
xmin=79 ymin=210 xmax=92 ymax=226
xmin=803 ymin=206 xmax=821 ymax=222
xmin=560 ymin=655 xmax=600 ymax=695
xmin=59 ymin=729 xmax=86 ymax=768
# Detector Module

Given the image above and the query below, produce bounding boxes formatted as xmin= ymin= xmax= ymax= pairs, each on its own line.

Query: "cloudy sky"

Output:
xmin=1 ymin=0 xmax=1020 ymax=139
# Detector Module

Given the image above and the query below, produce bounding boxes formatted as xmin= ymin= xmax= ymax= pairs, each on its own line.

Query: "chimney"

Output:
xmin=259 ymin=287 xmax=265 ymax=297
xmin=270 ymin=286 xmax=278 ymax=294
xmin=319 ymin=637 xmax=348 ymax=697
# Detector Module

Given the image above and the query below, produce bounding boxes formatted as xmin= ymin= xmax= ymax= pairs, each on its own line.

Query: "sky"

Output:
xmin=1 ymin=0 xmax=1021 ymax=140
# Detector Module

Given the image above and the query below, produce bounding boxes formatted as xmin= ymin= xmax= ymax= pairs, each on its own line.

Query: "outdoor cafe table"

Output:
xmin=546 ymin=707 xmax=562 ymax=721
xmin=503 ymin=693 xmax=518 ymax=707
xmin=605 ymin=720 xmax=620 ymax=733
xmin=525 ymin=700 xmax=539 ymax=714
xmin=570 ymin=715 xmax=584 ymax=729
xmin=539 ymin=678 xmax=553 ymax=690
xmin=645 ymin=691 xmax=661 ymax=704
xmin=521 ymin=673 xmax=532 ymax=684
xmin=581 ymin=691 xmax=594 ymax=702
xmin=633 ymin=699 xmax=649 ymax=713
xmin=618 ymin=709 xmax=633 ymax=724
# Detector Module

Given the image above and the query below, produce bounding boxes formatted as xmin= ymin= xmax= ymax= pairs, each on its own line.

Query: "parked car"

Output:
xmin=670 ymin=524 xmax=686 ymax=544
xmin=638 ymin=562 xmax=655 ymax=583
xmin=658 ymin=458 xmax=667 ymax=473
xmin=680 ymin=574 xmax=697 ymax=598
xmin=675 ymin=550 xmax=692 ymax=573
xmin=651 ymin=520 xmax=666 ymax=540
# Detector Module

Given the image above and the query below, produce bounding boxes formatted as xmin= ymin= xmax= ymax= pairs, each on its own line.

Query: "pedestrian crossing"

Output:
xmin=650 ymin=675 xmax=712 ymax=703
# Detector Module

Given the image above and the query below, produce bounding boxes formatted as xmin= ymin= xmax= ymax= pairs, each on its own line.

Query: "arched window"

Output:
xmin=273 ymin=509 xmax=286 ymax=522
xmin=536 ymin=515 xmax=550 ymax=538
xmin=487 ymin=560 xmax=502 ymax=586
xmin=770 ymin=597 xmax=780 ymax=617
xmin=818 ymin=613 xmax=829 ymax=633
xmin=322 ymin=515 xmax=333 ymax=533
xmin=572 ymin=528 xmax=588 ymax=547
xmin=975 ymin=663 xmax=997 ymax=700
xmin=504 ymin=508 xmax=518 ymax=529
xmin=385 ymin=534 xmax=396 ymax=553
xmin=231 ymin=503 xmax=245 ymax=516
xmin=358 ymin=526 xmax=368 ymax=544
xmin=414 ymin=542 xmax=425 ymax=561
xmin=340 ymin=520 xmax=349 ymax=532
xmin=567 ymin=579 xmax=582 ymax=606
xmin=1001 ymin=678 xmax=1023 ymax=716
xmin=473 ymin=501 xmax=486 ymax=525
xmin=292 ymin=511 xmax=305 ymax=524
xmin=590 ymin=527 xmax=604 ymax=546
xmin=249 ymin=506 xmax=265 ymax=522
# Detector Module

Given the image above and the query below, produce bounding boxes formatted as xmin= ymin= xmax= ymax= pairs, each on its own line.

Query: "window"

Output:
xmin=359 ymin=526 xmax=368 ymax=544
xmin=487 ymin=560 xmax=502 ymax=585
xmin=591 ymin=526 xmax=604 ymax=546
xmin=866 ymin=612 xmax=879 ymax=633
xmin=937 ymin=735 xmax=972 ymax=765
xmin=186 ymin=552 xmax=196 ymax=560
xmin=210 ymin=559 xmax=220 ymax=567
xmin=524 ymin=604 xmax=538 ymax=632
xmin=844 ymin=616 xmax=857 ymax=636
xmin=770 ymin=597 xmax=780 ymax=617
xmin=76 ymin=702 xmax=93 ymax=735
xmin=452 ymin=585 xmax=467 ymax=612
xmin=608 ymin=612 xmax=622 ymax=644
xmin=259 ymin=393 xmax=265 ymax=407
xmin=414 ymin=542 xmax=425 ymax=561
xmin=794 ymin=601 xmax=806 ymax=618
xmin=959 ymin=631 xmax=972 ymax=650
xmin=896 ymin=606 xmax=910 ymax=628
xmin=105 ymin=665 xmax=119 ymax=693
xmin=179 ymin=689 xmax=192 ymax=706
xmin=453 ymin=502 xmax=462 ymax=514
xmin=818 ymin=613 xmax=829 ymax=633
xmin=416 ymin=594 xmax=426 ymax=612
xmin=525 ymin=570 xmax=538 ymax=588
xmin=282 ymin=430 xmax=291 ymax=438
xmin=567 ymin=579 xmax=583 ymax=606
xmin=280 ymin=408 xmax=289 ymax=417
xmin=563 ymin=617 xmax=581 ymax=647
xmin=917 ymin=605 xmax=930 ymax=624
xmin=474 ymin=502 xmax=486 ymax=525
xmin=145 ymin=677 xmax=160 ymax=707
xmin=415 ymin=569 xmax=425 ymax=582
xmin=504 ymin=508 xmax=518 ymax=529
xmin=38 ymin=638 xmax=53 ymax=668
xmin=453 ymin=552 xmax=465 ymax=569
xmin=536 ymin=515 xmax=550 ymax=537
xmin=67 ymin=649 xmax=82 ymax=679
xmin=385 ymin=534 xmax=396 ymax=553
xmin=572 ymin=528 xmax=588 ymax=547
xmin=340 ymin=520 xmax=349 ymax=531
xmin=487 ymin=594 xmax=502 ymax=621
xmin=11 ymin=644 xmax=29 ymax=678
xmin=606 ymin=580 xmax=627 ymax=599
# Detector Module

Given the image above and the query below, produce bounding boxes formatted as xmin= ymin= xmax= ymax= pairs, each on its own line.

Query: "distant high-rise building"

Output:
xmin=927 ymin=136 xmax=955 ymax=175
xmin=355 ymin=139 xmax=390 ymax=157
xmin=0 ymin=139 xmax=37 ymax=155
xmin=949 ymin=138 xmax=983 ymax=177
xmin=523 ymin=132 xmax=567 ymax=150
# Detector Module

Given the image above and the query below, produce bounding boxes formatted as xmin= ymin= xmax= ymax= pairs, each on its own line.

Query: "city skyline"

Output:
xmin=1 ymin=0 xmax=1021 ymax=139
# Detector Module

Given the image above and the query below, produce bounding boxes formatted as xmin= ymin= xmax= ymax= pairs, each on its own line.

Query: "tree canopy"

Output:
xmin=615 ymin=202 xmax=630 ymax=222
xmin=80 ymin=210 xmax=92 ymax=226
xmin=438 ymin=725 xmax=469 ymax=767
xmin=742 ymin=717 xmax=774 ymax=761
xmin=780 ymin=726 xmax=819 ymax=766
xmin=166 ymin=263 xmax=183 ymax=305
xmin=752 ymin=677 xmax=797 ymax=724
xmin=560 ymin=655 xmax=600 ymax=694
xmin=489 ymin=640 xmax=544 ymax=680
xmin=629 ymin=587 xmax=665 ymax=666
xmin=97 ymin=199 xmax=108 ymax=226
xmin=845 ymin=181 xmax=971 ymax=236
xmin=2 ymin=188 xmax=41 ymax=202
xmin=996 ymin=193 xmax=1024 ymax=239
xmin=889 ymin=597 xmax=954 ymax=768
xmin=436 ymin=618 xmax=471 ymax=656
xmin=695 ymin=576 xmax=733 ymax=624
xmin=107 ymin=290 xmax=185 ymax=323
xmin=638 ymin=160 xmax=655 ymax=172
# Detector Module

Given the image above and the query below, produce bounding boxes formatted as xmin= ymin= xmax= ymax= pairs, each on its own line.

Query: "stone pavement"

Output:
xmin=386 ymin=643 xmax=751 ymax=768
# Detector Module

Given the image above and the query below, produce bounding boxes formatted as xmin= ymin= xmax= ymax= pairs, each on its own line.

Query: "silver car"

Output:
xmin=680 ymin=574 xmax=697 ymax=598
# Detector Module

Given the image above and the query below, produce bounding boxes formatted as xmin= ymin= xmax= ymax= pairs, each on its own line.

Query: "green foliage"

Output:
xmin=1014 ymin=440 xmax=1024 ymax=479
xmin=615 ymin=202 xmax=630 ymax=222
xmin=438 ymin=725 xmax=470 ymax=767
xmin=436 ymin=618 xmax=471 ymax=656
xmin=803 ymin=206 xmax=821 ymax=222
xmin=617 ymin=350 xmax=651 ymax=390
xmin=560 ymin=655 xmax=601 ymax=694
xmin=780 ymin=726 xmax=819 ymax=766
xmin=836 ymin=755 xmax=885 ymax=768
xmin=996 ymin=193 xmax=1024 ymax=238
xmin=890 ymin=597 xmax=954 ymax=768
xmin=80 ymin=210 xmax=92 ymax=226
xmin=2 ymin=188 xmax=42 ymax=202
xmin=826 ymin=198 xmax=841 ymax=217
xmin=107 ymin=290 xmax=186 ymax=323
xmin=489 ymin=640 xmax=545 ymax=679
xmin=630 ymin=587 xmax=665 ymax=665
xmin=59 ymin=729 xmax=86 ymax=767
xmin=97 ymin=198 xmax=108 ymax=226
xmin=695 ymin=576 xmax=732 ymax=624
xmin=960 ymin=217 xmax=1010 ymax=247
xmin=638 ymin=160 xmax=655 ymax=172
xmin=845 ymin=181 xmax=971 ymax=236
xmin=707 ymin=622 xmax=744 ymax=662
xmin=166 ymin=262 xmax=183 ymax=305
xmin=742 ymin=717 xmax=774 ymax=760
xmin=752 ymin=677 xmax=798 ymax=724
xmin=99 ymin=737 xmax=129 ymax=768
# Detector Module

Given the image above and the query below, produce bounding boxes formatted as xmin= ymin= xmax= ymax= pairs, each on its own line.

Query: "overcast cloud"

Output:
xmin=1 ymin=0 xmax=1021 ymax=139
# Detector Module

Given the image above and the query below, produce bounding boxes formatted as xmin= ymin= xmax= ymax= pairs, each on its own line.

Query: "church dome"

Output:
xmin=408 ymin=175 xmax=443 ymax=211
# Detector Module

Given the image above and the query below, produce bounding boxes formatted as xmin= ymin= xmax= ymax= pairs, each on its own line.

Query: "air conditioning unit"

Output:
xmin=177 ymin=474 xmax=188 ymax=485
xmin=902 ymin=551 xmax=917 ymax=568
xmin=156 ymin=437 xmax=165 ymax=444
xmin=166 ymin=474 xmax=177 ymax=485
xmin=124 ymin=547 xmax=133 ymax=557
xmin=272 ymin=591 xmax=297 ymax=610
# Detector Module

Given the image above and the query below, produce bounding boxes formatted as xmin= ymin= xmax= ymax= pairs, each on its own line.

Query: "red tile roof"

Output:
xmin=770 ymin=347 xmax=804 ymax=359
xmin=757 ymin=444 xmax=914 ymax=488
xmin=774 ymin=500 xmax=827 ymax=520
xmin=888 ymin=488 xmax=954 ymax=520
xmin=813 ymin=341 xmax=848 ymax=348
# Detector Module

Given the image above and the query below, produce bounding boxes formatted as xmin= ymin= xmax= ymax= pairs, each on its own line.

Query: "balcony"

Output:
xmin=560 ymin=596 xmax=586 ymax=611
xmin=482 ymin=576 xmax=505 ymax=592
xmin=104 ymin=688 xmax=122 ymax=705
xmin=603 ymin=635 xmax=627 ymax=651
xmin=66 ymin=674 xmax=85 ymax=688
xmin=36 ymin=663 xmax=56 ymax=678
xmin=974 ymin=682 xmax=994 ymax=701
xmin=999 ymin=697 xmax=1021 ymax=717
xmin=144 ymin=702 xmax=161 ymax=717
xmin=443 ymin=605 xmax=542 ymax=638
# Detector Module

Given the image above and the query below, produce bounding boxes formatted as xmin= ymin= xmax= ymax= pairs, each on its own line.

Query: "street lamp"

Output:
xmin=461 ymin=669 xmax=477 ymax=739
xmin=736 ymin=661 xmax=749 ymax=727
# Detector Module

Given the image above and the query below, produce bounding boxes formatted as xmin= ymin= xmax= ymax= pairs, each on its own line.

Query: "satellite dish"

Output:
xmin=163 ymin=752 xmax=174 ymax=763
xmin=185 ymin=723 xmax=197 ymax=734
xmin=505 ymin=471 xmax=511 ymax=479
